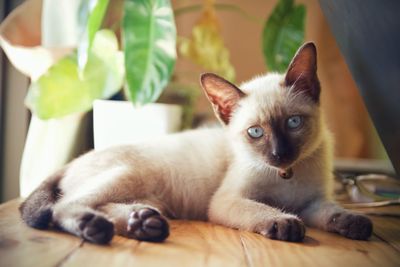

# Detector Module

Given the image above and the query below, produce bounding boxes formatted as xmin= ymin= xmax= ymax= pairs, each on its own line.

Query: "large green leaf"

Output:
xmin=77 ymin=0 xmax=110 ymax=69
xmin=123 ymin=0 xmax=177 ymax=105
xmin=26 ymin=30 xmax=124 ymax=119
xmin=262 ymin=0 xmax=305 ymax=72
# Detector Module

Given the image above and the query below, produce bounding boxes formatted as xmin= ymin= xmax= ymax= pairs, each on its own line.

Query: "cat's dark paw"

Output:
xmin=127 ymin=208 xmax=169 ymax=242
xmin=259 ymin=216 xmax=305 ymax=242
xmin=327 ymin=212 xmax=373 ymax=240
xmin=78 ymin=213 xmax=114 ymax=244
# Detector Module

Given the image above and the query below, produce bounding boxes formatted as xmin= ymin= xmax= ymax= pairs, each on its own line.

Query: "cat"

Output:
xmin=20 ymin=42 xmax=372 ymax=244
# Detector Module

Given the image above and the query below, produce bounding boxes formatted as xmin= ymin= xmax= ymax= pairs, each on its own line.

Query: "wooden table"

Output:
xmin=1 ymin=199 xmax=399 ymax=267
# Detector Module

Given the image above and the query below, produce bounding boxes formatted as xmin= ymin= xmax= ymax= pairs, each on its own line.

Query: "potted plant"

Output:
xmin=90 ymin=0 xmax=182 ymax=149
xmin=0 ymin=0 xmax=181 ymax=197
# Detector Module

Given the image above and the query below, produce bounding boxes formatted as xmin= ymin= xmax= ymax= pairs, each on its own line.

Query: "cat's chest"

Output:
xmin=245 ymin=172 xmax=318 ymax=212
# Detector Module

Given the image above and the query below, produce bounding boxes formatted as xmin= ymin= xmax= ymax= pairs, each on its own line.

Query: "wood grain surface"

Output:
xmin=0 ymin=200 xmax=399 ymax=267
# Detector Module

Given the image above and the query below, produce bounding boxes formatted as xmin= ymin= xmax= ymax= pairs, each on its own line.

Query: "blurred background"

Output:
xmin=0 ymin=0 xmax=390 ymax=202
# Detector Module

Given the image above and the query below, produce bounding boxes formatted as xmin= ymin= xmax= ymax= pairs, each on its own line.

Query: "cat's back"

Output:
xmin=63 ymin=127 xmax=230 ymax=187
xmin=111 ymin=127 xmax=228 ymax=161
xmin=73 ymin=127 xmax=226 ymax=160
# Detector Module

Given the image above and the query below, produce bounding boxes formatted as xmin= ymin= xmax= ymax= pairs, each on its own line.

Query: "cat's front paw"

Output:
xmin=78 ymin=213 xmax=114 ymax=244
xmin=328 ymin=212 xmax=373 ymax=240
xmin=127 ymin=208 xmax=169 ymax=242
xmin=258 ymin=216 xmax=305 ymax=242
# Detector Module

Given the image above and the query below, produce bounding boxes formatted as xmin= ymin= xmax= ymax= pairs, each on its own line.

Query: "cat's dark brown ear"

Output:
xmin=200 ymin=73 xmax=245 ymax=124
xmin=285 ymin=42 xmax=320 ymax=102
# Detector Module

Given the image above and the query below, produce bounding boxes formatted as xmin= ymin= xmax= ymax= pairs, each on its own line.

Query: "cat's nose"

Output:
xmin=271 ymin=151 xmax=282 ymax=164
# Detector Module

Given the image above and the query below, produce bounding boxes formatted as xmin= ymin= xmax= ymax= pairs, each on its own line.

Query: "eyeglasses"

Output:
xmin=335 ymin=172 xmax=400 ymax=208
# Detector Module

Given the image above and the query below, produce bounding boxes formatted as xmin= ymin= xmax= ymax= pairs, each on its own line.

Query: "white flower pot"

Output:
xmin=93 ymin=100 xmax=182 ymax=150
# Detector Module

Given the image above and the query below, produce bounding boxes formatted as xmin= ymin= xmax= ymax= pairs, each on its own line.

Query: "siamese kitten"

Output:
xmin=20 ymin=42 xmax=372 ymax=244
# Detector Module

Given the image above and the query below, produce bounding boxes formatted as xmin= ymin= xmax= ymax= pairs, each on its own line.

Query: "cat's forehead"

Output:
xmin=237 ymin=73 xmax=315 ymax=122
xmin=240 ymin=73 xmax=284 ymax=94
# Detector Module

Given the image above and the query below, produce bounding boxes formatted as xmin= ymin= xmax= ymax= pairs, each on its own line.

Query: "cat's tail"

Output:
xmin=19 ymin=167 xmax=65 ymax=229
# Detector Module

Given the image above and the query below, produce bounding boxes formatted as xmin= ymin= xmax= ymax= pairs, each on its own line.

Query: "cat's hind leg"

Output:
xmin=97 ymin=202 xmax=169 ymax=242
xmin=52 ymin=202 xmax=114 ymax=244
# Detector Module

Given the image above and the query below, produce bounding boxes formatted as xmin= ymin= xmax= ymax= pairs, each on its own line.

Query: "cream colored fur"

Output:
xmin=50 ymin=72 xmax=346 ymax=241
xmin=21 ymin=43 xmax=373 ymax=243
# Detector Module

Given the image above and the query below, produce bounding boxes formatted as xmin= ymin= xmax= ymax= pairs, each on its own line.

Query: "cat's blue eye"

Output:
xmin=287 ymin=115 xmax=303 ymax=129
xmin=247 ymin=126 xmax=264 ymax=138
